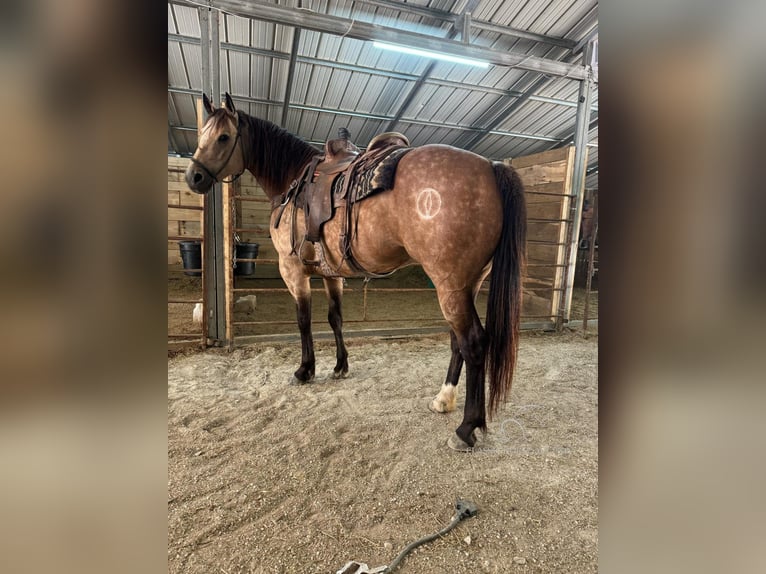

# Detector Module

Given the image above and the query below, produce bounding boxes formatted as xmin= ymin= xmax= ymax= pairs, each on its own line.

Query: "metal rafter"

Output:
xmin=453 ymin=45 xmax=594 ymax=152
xmin=168 ymin=124 xmax=182 ymax=153
xmin=171 ymin=0 xmax=588 ymax=79
xmin=548 ymin=114 xmax=599 ymax=149
xmin=452 ymin=73 xmax=553 ymax=150
xmin=571 ymin=26 xmax=598 ymax=55
xmin=168 ymin=32 xmax=599 ymax=111
xmin=354 ymin=0 xmax=577 ymax=49
xmin=383 ymin=0 xmax=480 ymax=133
xmin=281 ymin=28 xmax=301 ymax=127
xmin=168 ymin=87 xmax=564 ymax=145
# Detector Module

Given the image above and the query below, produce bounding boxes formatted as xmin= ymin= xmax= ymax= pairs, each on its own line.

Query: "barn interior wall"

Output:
xmin=168 ymin=156 xmax=202 ymax=266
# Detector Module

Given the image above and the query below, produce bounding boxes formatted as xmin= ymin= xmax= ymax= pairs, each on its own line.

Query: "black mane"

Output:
xmin=239 ymin=113 xmax=320 ymax=197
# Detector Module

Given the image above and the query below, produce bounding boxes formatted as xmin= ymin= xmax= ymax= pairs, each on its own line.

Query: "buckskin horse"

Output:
xmin=185 ymin=93 xmax=526 ymax=450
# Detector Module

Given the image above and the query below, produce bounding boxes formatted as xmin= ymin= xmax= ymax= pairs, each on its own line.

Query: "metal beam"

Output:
xmin=168 ymin=87 xmax=562 ymax=143
xmin=453 ymin=73 xmax=552 ymax=150
xmin=199 ymin=7 xmax=211 ymax=97
xmin=211 ymin=7 xmax=220 ymax=104
xmin=168 ymin=124 xmax=182 ymax=153
xmin=571 ymin=26 xmax=598 ymax=55
xmin=452 ymin=43 xmax=595 ymax=152
xmin=560 ymin=41 xmax=596 ymax=325
xmin=173 ymin=0 xmax=588 ymax=79
xmin=281 ymin=28 xmax=301 ymax=127
xmin=169 ymin=32 xmax=598 ymax=111
xmin=548 ymin=113 xmax=599 ymax=149
xmin=354 ymin=0 xmax=576 ymax=49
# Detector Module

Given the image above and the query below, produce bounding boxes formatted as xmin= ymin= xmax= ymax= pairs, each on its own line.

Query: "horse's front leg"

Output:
xmin=323 ymin=277 xmax=348 ymax=378
xmin=280 ymin=258 xmax=315 ymax=384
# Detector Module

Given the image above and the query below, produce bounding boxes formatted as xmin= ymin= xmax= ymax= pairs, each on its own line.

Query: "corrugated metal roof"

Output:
xmin=168 ymin=0 xmax=597 ymax=185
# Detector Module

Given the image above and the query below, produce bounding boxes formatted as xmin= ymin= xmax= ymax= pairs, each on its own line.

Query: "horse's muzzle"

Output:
xmin=184 ymin=164 xmax=213 ymax=194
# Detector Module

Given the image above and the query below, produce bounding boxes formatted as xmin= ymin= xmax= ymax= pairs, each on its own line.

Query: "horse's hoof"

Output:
xmin=447 ymin=432 xmax=477 ymax=452
xmin=332 ymin=369 xmax=348 ymax=380
xmin=428 ymin=398 xmax=449 ymax=414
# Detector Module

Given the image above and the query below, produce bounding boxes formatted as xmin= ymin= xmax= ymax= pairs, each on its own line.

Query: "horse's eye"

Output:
xmin=218 ymin=134 xmax=230 ymax=143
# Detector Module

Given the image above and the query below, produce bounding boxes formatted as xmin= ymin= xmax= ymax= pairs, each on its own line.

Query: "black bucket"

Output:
xmin=179 ymin=241 xmax=202 ymax=276
xmin=234 ymin=242 xmax=259 ymax=276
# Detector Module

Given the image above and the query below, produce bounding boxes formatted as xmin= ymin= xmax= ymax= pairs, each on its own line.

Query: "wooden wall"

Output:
xmin=167 ymin=158 xmax=276 ymax=270
xmin=235 ymin=172 xmax=278 ymax=272
xmin=508 ymin=146 xmax=583 ymax=321
xmin=168 ymin=157 xmax=202 ymax=266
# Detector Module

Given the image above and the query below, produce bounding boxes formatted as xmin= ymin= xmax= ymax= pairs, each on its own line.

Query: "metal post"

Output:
xmin=199 ymin=4 xmax=227 ymax=345
xmin=281 ymin=28 xmax=301 ymax=127
xmin=211 ymin=8 xmax=221 ymax=105
xmin=583 ymin=192 xmax=598 ymax=332
xmin=561 ymin=41 xmax=595 ymax=325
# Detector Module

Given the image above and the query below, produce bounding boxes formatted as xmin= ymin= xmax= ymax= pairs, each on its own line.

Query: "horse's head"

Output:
xmin=185 ymin=93 xmax=245 ymax=194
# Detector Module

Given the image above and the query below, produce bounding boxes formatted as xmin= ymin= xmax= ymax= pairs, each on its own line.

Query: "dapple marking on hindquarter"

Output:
xmin=184 ymin=93 xmax=527 ymax=449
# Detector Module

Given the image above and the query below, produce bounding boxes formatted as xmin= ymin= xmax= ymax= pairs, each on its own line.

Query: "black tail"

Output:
xmin=486 ymin=162 xmax=527 ymax=417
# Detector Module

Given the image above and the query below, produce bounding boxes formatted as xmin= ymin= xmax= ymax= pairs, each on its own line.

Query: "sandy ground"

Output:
xmin=168 ymin=330 xmax=598 ymax=573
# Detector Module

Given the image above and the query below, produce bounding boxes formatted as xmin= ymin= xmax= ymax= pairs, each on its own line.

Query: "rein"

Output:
xmin=190 ymin=116 xmax=246 ymax=184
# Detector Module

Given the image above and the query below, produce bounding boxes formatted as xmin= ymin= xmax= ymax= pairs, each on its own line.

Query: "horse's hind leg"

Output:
xmin=429 ymin=330 xmax=462 ymax=413
xmin=430 ymin=277 xmax=487 ymax=415
xmin=435 ymin=288 xmax=487 ymax=448
xmin=323 ymin=277 xmax=349 ymax=378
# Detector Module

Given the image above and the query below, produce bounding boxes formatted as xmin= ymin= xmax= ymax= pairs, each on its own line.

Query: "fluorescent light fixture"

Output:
xmin=373 ymin=41 xmax=489 ymax=68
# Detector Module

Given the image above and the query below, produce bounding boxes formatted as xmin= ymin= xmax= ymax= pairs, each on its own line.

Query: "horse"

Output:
xmin=185 ymin=93 xmax=527 ymax=450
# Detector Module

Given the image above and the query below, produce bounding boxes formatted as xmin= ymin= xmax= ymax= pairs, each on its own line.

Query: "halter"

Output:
xmin=189 ymin=115 xmax=246 ymax=184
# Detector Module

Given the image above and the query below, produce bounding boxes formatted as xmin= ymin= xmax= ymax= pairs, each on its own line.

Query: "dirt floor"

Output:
xmin=168 ymin=330 xmax=598 ymax=573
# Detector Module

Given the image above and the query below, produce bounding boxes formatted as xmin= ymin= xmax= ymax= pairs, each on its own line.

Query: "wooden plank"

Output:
xmin=179 ymin=220 xmax=201 ymax=236
xmin=168 ymin=156 xmax=190 ymax=168
xmin=179 ymin=189 xmax=204 ymax=206
xmin=223 ymin=180 xmax=236 ymax=345
xmin=513 ymin=161 xmax=569 ymax=186
xmin=524 ymin=181 xmax=568 ymax=196
xmin=168 ymin=191 xmax=180 ymax=205
xmin=168 ymin=221 xmax=180 ymax=235
xmin=509 ymin=146 xmax=572 ymax=170
xmin=527 ymin=201 xmax=567 ymax=221
xmin=236 ymin=192 xmax=269 ymax=202
xmin=241 ymin=212 xmax=271 ymax=224
xmin=248 ymin=242 xmax=278 ymax=260
xmin=549 ymin=145 xmax=576 ymax=320
xmin=527 ymin=221 xmax=564 ymax=243
xmin=235 ymin=224 xmax=270 ymax=235
xmin=169 ymin=208 xmax=205 ymax=222
xmin=168 ymin=181 xmax=198 ymax=193
xmin=238 ymin=202 xmax=269 ymax=215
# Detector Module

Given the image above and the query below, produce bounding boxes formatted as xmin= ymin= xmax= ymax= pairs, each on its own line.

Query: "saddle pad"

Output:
xmin=333 ymin=147 xmax=412 ymax=204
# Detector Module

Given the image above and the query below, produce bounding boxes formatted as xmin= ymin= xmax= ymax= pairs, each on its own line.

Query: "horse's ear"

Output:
xmin=203 ymin=93 xmax=215 ymax=116
xmin=223 ymin=92 xmax=237 ymax=114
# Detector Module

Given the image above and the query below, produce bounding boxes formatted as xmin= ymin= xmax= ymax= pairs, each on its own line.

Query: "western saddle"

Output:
xmin=276 ymin=128 xmax=410 ymax=276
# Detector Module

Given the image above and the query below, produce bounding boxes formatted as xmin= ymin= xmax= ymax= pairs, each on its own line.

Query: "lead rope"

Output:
xmin=385 ymin=500 xmax=478 ymax=573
